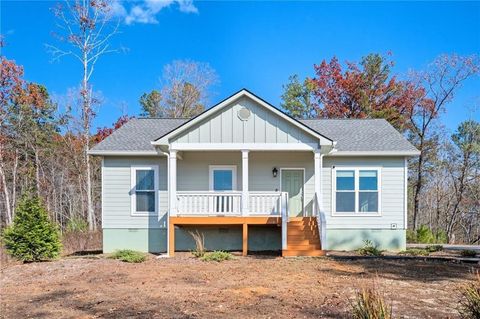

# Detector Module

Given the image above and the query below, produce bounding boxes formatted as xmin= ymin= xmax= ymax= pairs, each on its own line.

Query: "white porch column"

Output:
xmin=314 ymin=148 xmax=327 ymax=247
xmin=241 ymin=149 xmax=249 ymax=215
xmin=169 ymin=150 xmax=177 ymax=215
xmin=314 ymin=149 xmax=322 ymax=212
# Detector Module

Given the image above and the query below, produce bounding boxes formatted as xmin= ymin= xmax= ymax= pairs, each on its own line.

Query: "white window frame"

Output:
xmin=209 ymin=165 xmax=237 ymax=191
xmin=130 ymin=165 xmax=159 ymax=216
xmin=332 ymin=166 xmax=382 ymax=217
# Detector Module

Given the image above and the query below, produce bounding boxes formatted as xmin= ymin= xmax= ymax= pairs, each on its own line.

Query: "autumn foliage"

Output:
xmin=309 ymin=54 xmax=427 ymax=130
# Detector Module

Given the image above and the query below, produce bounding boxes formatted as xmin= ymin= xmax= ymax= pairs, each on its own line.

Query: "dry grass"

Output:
xmin=351 ymin=282 xmax=392 ymax=319
xmin=61 ymin=231 xmax=102 ymax=256
xmin=458 ymin=272 xmax=480 ymax=319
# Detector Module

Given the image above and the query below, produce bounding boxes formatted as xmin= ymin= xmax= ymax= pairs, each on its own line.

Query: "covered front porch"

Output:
xmin=166 ymin=149 xmax=327 ymax=256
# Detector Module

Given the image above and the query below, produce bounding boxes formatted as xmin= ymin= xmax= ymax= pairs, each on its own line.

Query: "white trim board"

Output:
xmin=208 ymin=165 xmax=238 ymax=191
xmin=170 ymin=143 xmax=319 ymax=151
xmin=130 ymin=165 xmax=160 ymax=217
xmin=331 ymin=166 xmax=382 ymax=217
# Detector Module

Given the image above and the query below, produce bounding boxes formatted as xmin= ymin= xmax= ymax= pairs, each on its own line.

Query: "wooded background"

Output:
xmin=1 ymin=0 xmax=478 ymax=244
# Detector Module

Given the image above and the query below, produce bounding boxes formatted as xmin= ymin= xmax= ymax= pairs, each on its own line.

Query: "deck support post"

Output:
xmin=168 ymin=150 xmax=177 ymax=257
xmin=242 ymin=223 xmax=248 ymax=256
xmin=241 ymin=150 xmax=249 ymax=215
xmin=169 ymin=219 xmax=175 ymax=257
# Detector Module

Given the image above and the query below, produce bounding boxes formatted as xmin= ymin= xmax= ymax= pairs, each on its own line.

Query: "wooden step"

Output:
xmin=287 ymin=229 xmax=319 ymax=236
xmin=287 ymin=244 xmax=322 ymax=250
xmin=286 ymin=238 xmax=320 ymax=245
xmin=282 ymin=249 xmax=326 ymax=257
xmin=287 ymin=226 xmax=318 ymax=231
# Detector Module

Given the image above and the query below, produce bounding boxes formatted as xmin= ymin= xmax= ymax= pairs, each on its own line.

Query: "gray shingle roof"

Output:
xmin=300 ymin=119 xmax=419 ymax=153
xmin=90 ymin=118 xmax=187 ymax=153
xmin=90 ymin=117 xmax=418 ymax=154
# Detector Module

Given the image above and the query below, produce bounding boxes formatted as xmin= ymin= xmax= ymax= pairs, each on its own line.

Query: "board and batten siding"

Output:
xmin=171 ymin=97 xmax=318 ymax=145
xmin=322 ymin=156 xmax=406 ymax=229
xmin=102 ymin=156 xmax=168 ymax=229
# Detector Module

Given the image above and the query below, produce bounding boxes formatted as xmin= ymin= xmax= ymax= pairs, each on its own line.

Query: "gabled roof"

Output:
xmin=152 ymin=89 xmax=334 ymax=146
xmin=89 ymin=118 xmax=420 ymax=156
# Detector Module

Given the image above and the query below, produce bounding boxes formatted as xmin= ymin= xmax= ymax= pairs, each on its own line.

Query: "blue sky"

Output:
xmin=1 ymin=1 xmax=479 ymax=132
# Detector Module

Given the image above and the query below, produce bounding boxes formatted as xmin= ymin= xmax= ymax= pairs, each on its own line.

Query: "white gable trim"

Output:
xmin=151 ymin=89 xmax=334 ymax=147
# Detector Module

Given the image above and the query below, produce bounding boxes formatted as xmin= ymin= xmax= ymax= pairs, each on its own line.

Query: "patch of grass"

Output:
xmin=398 ymin=248 xmax=429 ymax=256
xmin=356 ymin=240 xmax=383 ymax=257
xmin=110 ymin=250 xmax=146 ymax=263
xmin=425 ymin=245 xmax=443 ymax=253
xmin=201 ymin=251 xmax=233 ymax=262
xmin=188 ymin=230 xmax=206 ymax=258
xmin=351 ymin=286 xmax=392 ymax=319
xmin=458 ymin=273 xmax=480 ymax=319
xmin=460 ymin=250 xmax=478 ymax=258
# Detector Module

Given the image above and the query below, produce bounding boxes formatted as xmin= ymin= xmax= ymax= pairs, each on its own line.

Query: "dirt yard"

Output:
xmin=0 ymin=253 xmax=478 ymax=319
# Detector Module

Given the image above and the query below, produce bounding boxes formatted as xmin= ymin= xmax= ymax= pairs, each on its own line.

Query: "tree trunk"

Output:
xmin=82 ymin=51 xmax=95 ymax=232
xmin=412 ymin=137 xmax=424 ymax=230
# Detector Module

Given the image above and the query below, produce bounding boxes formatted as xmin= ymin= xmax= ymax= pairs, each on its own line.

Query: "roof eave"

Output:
xmin=87 ymin=150 xmax=163 ymax=156
xmin=327 ymin=150 xmax=421 ymax=157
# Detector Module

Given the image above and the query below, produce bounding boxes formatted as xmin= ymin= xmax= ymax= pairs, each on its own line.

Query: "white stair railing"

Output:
xmin=280 ymin=192 xmax=288 ymax=251
xmin=314 ymin=193 xmax=326 ymax=249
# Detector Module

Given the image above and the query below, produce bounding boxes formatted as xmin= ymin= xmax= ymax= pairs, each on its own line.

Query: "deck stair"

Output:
xmin=282 ymin=217 xmax=326 ymax=257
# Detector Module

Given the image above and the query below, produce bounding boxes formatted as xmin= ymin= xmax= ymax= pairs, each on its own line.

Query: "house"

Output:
xmin=89 ymin=89 xmax=420 ymax=257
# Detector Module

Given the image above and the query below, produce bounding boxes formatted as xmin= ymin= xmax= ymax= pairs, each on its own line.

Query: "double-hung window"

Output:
xmin=333 ymin=168 xmax=381 ymax=215
xmin=131 ymin=166 xmax=158 ymax=216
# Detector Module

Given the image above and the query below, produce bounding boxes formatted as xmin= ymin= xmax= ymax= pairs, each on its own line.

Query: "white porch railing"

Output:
xmin=176 ymin=191 xmax=285 ymax=216
xmin=177 ymin=191 xmax=242 ymax=215
xmin=249 ymin=192 xmax=282 ymax=215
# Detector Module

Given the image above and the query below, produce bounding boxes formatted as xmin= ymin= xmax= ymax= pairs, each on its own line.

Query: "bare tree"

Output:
xmin=46 ymin=0 xmax=120 ymax=231
xmin=408 ymin=54 xmax=479 ymax=230
xmin=139 ymin=60 xmax=218 ymax=118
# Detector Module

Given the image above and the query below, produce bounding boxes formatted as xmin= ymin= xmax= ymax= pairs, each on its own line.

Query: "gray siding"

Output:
xmin=102 ymin=156 xmax=168 ymax=229
xmin=172 ymin=97 xmax=318 ymax=145
xmin=102 ymin=154 xmax=406 ymax=231
xmin=322 ymin=156 xmax=406 ymax=229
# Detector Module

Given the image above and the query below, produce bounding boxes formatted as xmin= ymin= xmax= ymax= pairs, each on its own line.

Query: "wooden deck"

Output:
xmin=168 ymin=216 xmax=325 ymax=257
xmin=168 ymin=216 xmax=282 ymax=257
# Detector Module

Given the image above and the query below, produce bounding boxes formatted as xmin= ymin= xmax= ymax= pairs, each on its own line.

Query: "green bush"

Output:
xmin=407 ymin=225 xmax=447 ymax=244
xmin=201 ymin=251 xmax=233 ymax=262
xmin=460 ymin=250 xmax=478 ymax=258
xmin=110 ymin=249 xmax=146 ymax=263
xmin=426 ymin=245 xmax=443 ymax=253
xmin=398 ymin=248 xmax=429 ymax=256
xmin=357 ymin=240 xmax=383 ymax=257
xmin=65 ymin=216 xmax=88 ymax=233
xmin=458 ymin=274 xmax=480 ymax=319
xmin=2 ymin=194 xmax=62 ymax=262
xmin=351 ymin=287 xmax=392 ymax=319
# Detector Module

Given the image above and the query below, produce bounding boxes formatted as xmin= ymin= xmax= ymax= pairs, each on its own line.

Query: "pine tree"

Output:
xmin=2 ymin=194 xmax=62 ymax=262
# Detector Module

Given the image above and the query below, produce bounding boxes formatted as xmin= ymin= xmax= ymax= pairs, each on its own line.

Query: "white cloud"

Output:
xmin=177 ymin=0 xmax=198 ymax=14
xmin=113 ymin=0 xmax=198 ymax=25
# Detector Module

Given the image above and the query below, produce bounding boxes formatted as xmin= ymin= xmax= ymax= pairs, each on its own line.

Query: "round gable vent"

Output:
xmin=238 ymin=107 xmax=251 ymax=121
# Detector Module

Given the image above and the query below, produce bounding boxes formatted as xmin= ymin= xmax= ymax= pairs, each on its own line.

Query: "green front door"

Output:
xmin=281 ymin=169 xmax=304 ymax=217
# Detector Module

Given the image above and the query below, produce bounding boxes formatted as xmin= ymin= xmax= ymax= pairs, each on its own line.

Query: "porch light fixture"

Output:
xmin=272 ymin=167 xmax=278 ymax=178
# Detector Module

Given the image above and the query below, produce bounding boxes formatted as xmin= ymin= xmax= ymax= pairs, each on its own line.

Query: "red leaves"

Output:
xmin=93 ymin=115 xmax=132 ymax=144
xmin=309 ymin=54 xmax=428 ymax=130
